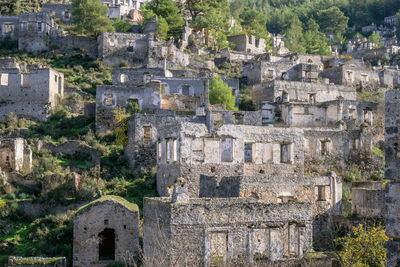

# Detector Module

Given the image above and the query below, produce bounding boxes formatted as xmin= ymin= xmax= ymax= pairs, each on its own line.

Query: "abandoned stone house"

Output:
xmin=42 ymin=3 xmax=73 ymax=24
xmin=0 ymin=58 xmax=64 ymax=121
xmin=143 ymin=185 xmax=313 ymax=267
xmin=227 ymin=34 xmax=266 ymax=54
xmin=98 ymin=32 xmax=190 ymax=68
xmin=0 ymin=138 xmax=32 ymax=173
xmin=96 ymin=69 xmax=239 ymax=133
xmin=102 ymin=0 xmax=144 ymax=18
xmin=385 ymin=90 xmax=400 ymax=267
xmin=73 ymin=195 xmax=140 ymax=267
xmin=0 ymin=12 xmax=59 ymax=52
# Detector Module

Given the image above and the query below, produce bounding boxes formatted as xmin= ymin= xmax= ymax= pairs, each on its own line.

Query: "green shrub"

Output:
xmin=51 ymin=105 xmax=68 ymax=120
xmin=344 ymin=167 xmax=362 ymax=183
xmin=342 ymin=187 xmax=351 ymax=201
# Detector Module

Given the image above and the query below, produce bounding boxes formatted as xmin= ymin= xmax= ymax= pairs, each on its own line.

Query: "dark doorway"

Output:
xmin=98 ymin=228 xmax=115 ymax=261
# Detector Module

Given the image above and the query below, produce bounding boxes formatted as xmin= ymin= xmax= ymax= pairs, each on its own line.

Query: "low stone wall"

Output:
xmin=8 ymin=256 xmax=66 ymax=267
xmin=50 ymin=36 xmax=98 ymax=58
xmin=352 ymin=182 xmax=385 ymax=218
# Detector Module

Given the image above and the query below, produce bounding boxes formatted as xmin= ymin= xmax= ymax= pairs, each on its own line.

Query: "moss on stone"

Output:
xmin=75 ymin=195 xmax=138 ymax=215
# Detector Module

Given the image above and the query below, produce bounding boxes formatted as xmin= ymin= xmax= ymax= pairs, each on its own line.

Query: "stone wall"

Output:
xmin=0 ymin=62 xmax=64 ymax=121
xmin=73 ymin=196 xmax=140 ymax=267
xmin=143 ymin=197 xmax=313 ymax=267
xmin=42 ymin=3 xmax=72 ymax=24
xmin=0 ymin=16 xmax=19 ymax=40
xmin=8 ymin=256 xmax=66 ymax=267
xmin=321 ymin=66 xmax=381 ymax=90
xmin=252 ymin=81 xmax=356 ymax=107
xmin=0 ymin=138 xmax=32 ymax=173
xmin=50 ymin=35 xmax=98 ymax=58
xmin=95 ymin=81 xmax=161 ymax=133
xmin=352 ymin=182 xmax=385 ymax=218
xmin=98 ymin=32 xmax=149 ymax=67
xmin=385 ymin=90 xmax=400 ymax=266
xmin=227 ymin=34 xmax=266 ymax=54
xmin=156 ymin=121 xmax=305 ymax=197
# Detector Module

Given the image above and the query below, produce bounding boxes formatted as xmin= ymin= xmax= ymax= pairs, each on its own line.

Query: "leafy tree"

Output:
xmin=127 ymin=100 xmax=142 ymax=114
xmin=239 ymin=7 xmax=271 ymax=44
xmin=284 ymin=16 xmax=306 ymax=53
xmin=335 ymin=224 xmax=389 ymax=267
xmin=113 ymin=18 xmax=132 ymax=33
xmin=368 ymin=31 xmax=384 ymax=48
xmin=72 ymin=0 xmax=114 ymax=37
xmin=141 ymin=0 xmax=184 ymax=39
xmin=317 ymin=6 xmax=348 ymax=35
xmin=303 ymin=19 xmax=331 ymax=55
xmin=191 ymin=0 xmax=231 ymax=31
xmin=210 ymin=29 xmax=229 ymax=51
xmin=209 ymin=76 xmax=237 ymax=110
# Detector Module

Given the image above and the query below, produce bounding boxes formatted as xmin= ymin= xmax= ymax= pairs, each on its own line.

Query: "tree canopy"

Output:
xmin=71 ymin=0 xmax=114 ymax=37
xmin=209 ymin=76 xmax=237 ymax=110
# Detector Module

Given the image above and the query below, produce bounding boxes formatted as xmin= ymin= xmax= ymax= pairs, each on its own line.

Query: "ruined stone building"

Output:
xmin=385 ymin=90 xmax=400 ymax=267
xmin=0 ymin=138 xmax=32 ymax=173
xmin=42 ymin=3 xmax=72 ymax=24
xmin=102 ymin=0 xmax=144 ymax=18
xmin=227 ymin=34 xmax=266 ymax=54
xmin=73 ymin=196 xmax=140 ymax=267
xmin=0 ymin=12 xmax=59 ymax=52
xmin=143 ymin=179 xmax=313 ymax=267
xmin=0 ymin=58 xmax=64 ymax=121
xmin=96 ymin=69 xmax=239 ymax=133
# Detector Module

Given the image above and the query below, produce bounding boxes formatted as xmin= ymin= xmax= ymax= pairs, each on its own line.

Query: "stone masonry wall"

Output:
xmin=385 ymin=90 xmax=400 ymax=266
xmin=143 ymin=197 xmax=313 ymax=267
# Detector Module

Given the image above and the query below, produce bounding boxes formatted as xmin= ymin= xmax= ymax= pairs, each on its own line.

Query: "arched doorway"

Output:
xmin=98 ymin=228 xmax=115 ymax=261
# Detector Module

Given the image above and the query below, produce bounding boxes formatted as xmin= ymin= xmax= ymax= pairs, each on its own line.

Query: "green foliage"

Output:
xmin=303 ymin=19 xmax=332 ymax=55
xmin=239 ymin=8 xmax=270 ymax=43
xmin=342 ymin=187 xmax=351 ymax=201
xmin=317 ymin=6 xmax=348 ymax=35
xmin=113 ymin=18 xmax=132 ymax=33
xmin=284 ymin=16 xmax=306 ymax=53
xmin=210 ymin=29 xmax=229 ymax=51
xmin=190 ymin=0 xmax=231 ymax=31
xmin=141 ymin=0 xmax=184 ymax=39
xmin=157 ymin=16 xmax=169 ymax=41
xmin=112 ymin=106 xmax=130 ymax=146
xmin=335 ymin=224 xmax=389 ymax=267
xmin=51 ymin=104 xmax=68 ymax=120
xmin=368 ymin=31 xmax=384 ymax=48
xmin=72 ymin=0 xmax=114 ymax=37
xmin=209 ymin=76 xmax=237 ymax=110
xmin=344 ymin=166 xmax=362 ymax=182
xmin=127 ymin=100 xmax=142 ymax=115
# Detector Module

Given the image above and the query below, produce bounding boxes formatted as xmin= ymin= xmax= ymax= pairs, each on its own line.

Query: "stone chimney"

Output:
xmin=171 ymin=177 xmax=189 ymax=203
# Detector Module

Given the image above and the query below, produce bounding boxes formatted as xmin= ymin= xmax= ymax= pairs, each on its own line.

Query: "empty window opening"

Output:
xmin=210 ymin=232 xmax=228 ymax=266
xmin=267 ymin=69 xmax=274 ymax=79
xmin=317 ymin=185 xmax=326 ymax=201
xmin=282 ymin=91 xmax=289 ymax=102
xmin=361 ymin=74 xmax=369 ymax=82
xmin=280 ymin=143 xmax=291 ymax=163
xmin=233 ymin=113 xmax=244 ymax=124
xmin=104 ymin=219 xmax=109 ymax=225
xmin=98 ymin=228 xmax=115 ymax=261
xmin=348 ymin=107 xmax=356 ymax=119
xmin=37 ymin=22 xmax=42 ymax=32
xmin=127 ymin=41 xmax=136 ymax=52
xmin=363 ymin=108 xmax=372 ymax=124
xmin=120 ymin=73 xmax=127 ymax=83
xmin=54 ymin=75 xmax=57 ymax=83
xmin=321 ymin=139 xmax=330 ymax=156
xmin=181 ymin=84 xmax=191 ymax=96
xmin=5 ymin=24 xmax=13 ymax=34
xmin=309 ymin=93 xmax=316 ymax=104
xmin=353 ymin=138 xmax=359 ymax=150
xmin=21 ymin=74 xmax=30 ymax=87
xmin=158 ymin=140 xmax=162 ymax=160
xmin=281 ymin=72 xmax=287 ymax=80
xmin=172 ymin=139 xmax=177 ymax=162
xmin=307 ymin=59 xmax=313 ymax=63
xmin=220 ymin=137 xmax=233 ymax=162
xmin=127 ymin=98 xmax=140 ymax=114
xmin=166 ymin=139 xmax=171 ymax=162
xmin=0 ymin=73 xmax=8 ymax=86
xmin=103 ymin=93 xmax=114 ymax=106
xmin=143 ymin=126 xmax=152 ymax=141
xmin=244 ymin=143 xmax=253 ymax=162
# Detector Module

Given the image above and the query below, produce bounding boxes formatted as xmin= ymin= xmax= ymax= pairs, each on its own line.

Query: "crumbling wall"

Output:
xmin=227 ymin=34 xmax=266 ymax=54
xmin=252 ymin=81 xmax=356 ymax=107
xmin=352 ymin=182 xmax=385 ymax=218
xmin=42 ymin=3 xmax=73 ymax=24
xmin=50 ymin=36 xmax=98 ymax=58
xmin=0 ymin=16 xmax=19 ymax=40
xmin=98 ymin=32 xmax=149 ymax=67
xmin=95 ymin=82 xmax=161 ymax=133
xmin=143 ymin=197 xmax=313 ymax=267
